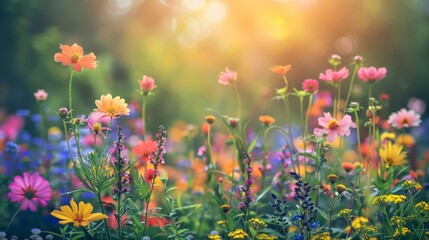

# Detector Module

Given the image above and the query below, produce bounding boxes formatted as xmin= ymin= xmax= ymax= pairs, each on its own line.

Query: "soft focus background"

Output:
xmin=1 ymin=0 xmax=429 ymax=131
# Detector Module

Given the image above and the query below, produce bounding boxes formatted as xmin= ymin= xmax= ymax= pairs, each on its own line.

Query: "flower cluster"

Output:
xmin=373 ymin=194 xmax=407 ymax=205
xmin=238 ymin=151 xmax=255 ymax=211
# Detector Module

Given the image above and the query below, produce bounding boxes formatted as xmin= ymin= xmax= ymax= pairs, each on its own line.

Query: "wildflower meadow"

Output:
xmin=1 ymin=1 xmax=429 ymax=240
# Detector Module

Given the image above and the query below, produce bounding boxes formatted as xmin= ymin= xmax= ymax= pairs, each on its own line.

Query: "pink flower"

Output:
xmin=302 ymin=79 xmax=319 ymax=94
xmin=319 ymin=67 xmax=349 ymax=84
xmin=357 ymin=66 xmax=387 ymax=83
xmin=313 ymin=112 xmax=356 ymax=142
xmin=8 ymin=172 xmax=51 ymax=211
xmin=218 ymin=67 xmax=237 ymax=85
xmin=387 ymin=108 xmax=421 ymax=129
xmin=138 ymin=75 xmax=157 ymax=94
xmin=34 ymin=89 xmax=48 ymax=102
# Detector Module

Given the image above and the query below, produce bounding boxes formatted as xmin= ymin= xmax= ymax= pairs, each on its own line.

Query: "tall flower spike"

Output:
xmin=54 ymin=43 xmax=97 ymax=72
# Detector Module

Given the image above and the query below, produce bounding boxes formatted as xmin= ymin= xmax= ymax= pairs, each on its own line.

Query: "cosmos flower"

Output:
xmin=258 ymin=115 xmax=276 ymax=126
xmin=8 ymin=172 xmax=51 ymax=211
xmin=50 ymin=198 xmax=108 ymax=227
xmin=218 ymin=67 xmax=237 ymax=85
xmin=387 ymin=108 xmax=421 ymax=129
xmin=313 ymin=112 xmax=356 ymax=142
xmin=54 ymin=43 xmax=97 ymax=72
xmin=94 ymin=94 xmax=130 ymax=118
xmin=357 ymin=66 xmax=387 ymax=83
xmin=270 ymin=64 xmax=291 ymax=75
xmin=319 ymin=67 xmax=349 ymax=84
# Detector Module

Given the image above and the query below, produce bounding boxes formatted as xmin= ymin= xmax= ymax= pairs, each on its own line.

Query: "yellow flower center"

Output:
xmin=71 ymin=54 xmax=80 ymax=63
xmin=327 ymin=119 xmax=339 ymax=130
xmin=92 ymin=122 xmax=102 ymax=133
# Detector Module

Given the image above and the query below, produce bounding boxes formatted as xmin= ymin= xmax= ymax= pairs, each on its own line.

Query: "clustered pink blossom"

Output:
xmin=139 ymin=75 xmax=157 ymax=94
xmin=238 ymin=152 xmax=255 ymax=211
xmin=313 ymin=112 xmax=356 ymax=142
xmin=387 ymin=108 xmax=421 ymax=129
xmin=8 ymin=172 xmax=51 ymax=211
xmin=357 ymin=66 xmax=387 ymax=83
xmin=302 ymin=79 xmax=319 ymax=94
xmin=218 ymin=67 xmax=237 ymax=85
xmin=319 ymin=67 xmax=349 ymax=84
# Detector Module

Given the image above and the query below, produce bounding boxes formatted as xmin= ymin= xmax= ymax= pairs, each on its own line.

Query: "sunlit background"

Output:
xmin=1 ymin=0 xmax=429 ymax=131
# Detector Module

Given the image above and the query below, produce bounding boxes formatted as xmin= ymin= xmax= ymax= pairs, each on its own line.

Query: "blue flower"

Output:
xmin=4 ymin=141 xmax=19 ymax=155
xmin=291 ymin=233 xmax=304 ymax=240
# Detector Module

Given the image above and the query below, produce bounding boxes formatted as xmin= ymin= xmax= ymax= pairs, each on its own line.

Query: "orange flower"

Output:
xmin=133 ymin=140 xmax=157 ymax=162
xmin=259 ymin=115 xmax=276 ymax=126
xmin=94 ymin=94 xmax=130 ymax=118
xmin=54 ymin=43 xmax=96 ymax=72
xmin=270 ymin=64 xmax=291 ymax=75
xmin=342 ymin=162 xmax=355 ymax=173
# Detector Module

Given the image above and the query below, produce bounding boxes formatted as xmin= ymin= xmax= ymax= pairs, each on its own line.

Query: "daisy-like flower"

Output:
xmin=259 ymin=115 xmax=276 ymax=126
xmin=270 ymin=64 xmax=291 ymax=75
xmin=85 ymin=117 xmax=110 ymax=138
xmin=94 ymin=94 xmax=130 ymax=118
xmin=133 ymin=140 xmax=157 ymax=162
xmin=379 ymin=141 xmax=407 ymax=167
xmin=8 ymin=172 xmax=51 ymax=211
xmin=357 ymin=66 xmax=387 ymax=83
xmin=50 ymin=198 xmax=108 ymax=227
xmin=313 ymin=112 xmax=356 ymax=142
xmin=54 ymin=43 xmax=97 ymax=72
xmin=138 ymin=75 xmax=157 ymax=95
xmin=387 ymin=108 xmax=421 ymax=129
xmin=302 ymin=79 xmax=319 ymax=94
xmin=34 ymin=89 xmax=48 ymax=102
xmin=218 ymin=67 xmax=237 ymax=85
xmin=319 ymin=67 xmax=349 ymax=84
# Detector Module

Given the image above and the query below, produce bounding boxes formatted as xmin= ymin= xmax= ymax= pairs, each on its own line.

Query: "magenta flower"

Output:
xmin=319 ymin=67 xmax=349 ymax=84
xmin=218 ymin=67 xmax=237 ymax=85
xmin=34 ymin=89 xmax=48 ymax=102
xmin=313 ymin=112 xmax=356 ymax=142
xmin=138 ymin=75 xmax=157 ymax=94
xmin=387 ymin=108 xmax=421 ymax=129
xmin=357 ymin=66 xmax=387 ymax=83
xmin=8 ymin=172 xmax=51 ymax=211
xmin=302 ymin=79 xmax=319 ymax=94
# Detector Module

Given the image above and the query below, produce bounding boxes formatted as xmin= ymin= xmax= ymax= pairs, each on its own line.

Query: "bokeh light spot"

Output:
xmin=203 ymin=1 xmax=227 ymax=23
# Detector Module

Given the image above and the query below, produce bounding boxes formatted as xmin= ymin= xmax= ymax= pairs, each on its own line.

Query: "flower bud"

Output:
xmin=353 ymin=55 xmax=364 ymax=64
xmin=58 ymin=107 xmax=69 ymax=119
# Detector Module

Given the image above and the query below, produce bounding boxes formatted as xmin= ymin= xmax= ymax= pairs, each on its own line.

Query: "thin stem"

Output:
xmin=142 ymin=177 xmax=156 ymax=236
xmin=336 ymin=84 xmax=342 ymax=118
xmin=328 ymin=196 xmax=340 ymax=233
xmin=205 ymin=125 xmax=214 ymax=185
xmin=5 ymin=208 xmax=21 ymax=233
xmin=68 ymin=68 xmax=74 ymax=119
xmin=344 ymin=64 xmax=359 ymax=113
xmin=142 ymin=95 xmax=147 ymax=140
xmin=333 ymin=85 xmax=338 ymax=118
xmin=97 ymin=192 xmax=111 ymax=240
xmin=233 ymin=82 xmax=242 ymax=119
xmin=303 ymin=94 xmax=313 ymax=180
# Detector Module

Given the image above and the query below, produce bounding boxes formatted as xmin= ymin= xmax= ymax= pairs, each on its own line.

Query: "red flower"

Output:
xmin=133 ymin=140 xmax=157 ymax=162
xmin=302 ymin=79 xmax=319 ymax=94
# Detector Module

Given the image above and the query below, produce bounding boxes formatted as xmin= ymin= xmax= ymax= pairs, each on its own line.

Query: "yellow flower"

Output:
xmin=50 ymin=198 xmax=108 ymax=227
xmin=378 ymin=141 xmax=407 ymax=167
xmin=256 ymin=234 xmax=278 ymax=240
xmin=351 ymin=216 xmax=369 ymax=230
xmin=249 ymin=218 xmax=267 ymax=229
xmin=415 ymin=201 xmax=429 ymax=214
xmin=393 ymin=227 xmax=411 ymax=237
xmin=228 ymin=229 xmax=248 ymax=239
xmin=390 ymin=216 xmax=405 ymax=227
xmin=402 ymin=180 xmax=422 ymax=191
xmin=94 ymin=94 xmax=130 ymax=118
xmin=381 ymin=131 xmax=396 ymax=141
xmin=396 ymin=134 xmax=415 ymax=147
xmin=310 ymin=232 xmax=332 ymax=240
xmin=373 ymin=194 xmax=407 ymax=205
xmin=338 ymin=208 xmax=352 ymax=217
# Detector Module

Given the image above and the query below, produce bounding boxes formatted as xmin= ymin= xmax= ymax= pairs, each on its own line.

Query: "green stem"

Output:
xmin=344 ymin=64 xmax=359 ymax=113
xmin=336 ymin=84 xmax=342 ymax=118
xmin=97 ymin=192 xmax=111 ymax=240
xmin=206 ymin=125 xmax=214 ymax=185
xmin=68 ymin=68 xmax=74 ymax=118
xmin=142 ymin=177 xmax=156 ymax=236
xmin=233 ymin=82 xmax=242 ymax=119
xmin=5 ymin=208 xmax=21 ymax=233
xmin=62 ymin=120 xmax=74 ymax=163
xmin=303 ymin=94 xmax=313 ymax=180
xmin=328 ymin=195 xmax=340 ymax=233
xmin=142 ymin=95 xmax=147 ymax=140
xmin=282 ymin=97 xmax=298 ymax=172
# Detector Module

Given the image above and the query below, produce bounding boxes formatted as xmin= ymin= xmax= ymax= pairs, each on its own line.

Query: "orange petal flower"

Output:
xmin=54 ymin=43 xmax=97 ymax=72
xmin=270 ymin=64 xmax=291 ymax=75
xmin=94 ymin=94 xmax=130 ymax=118
xmin=133 ymin=140 xmax=157 ymax=162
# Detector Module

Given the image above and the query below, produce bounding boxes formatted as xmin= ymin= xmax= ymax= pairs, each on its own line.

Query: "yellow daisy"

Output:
xmin=378 ymin=141 xmax=407 ymax=167
xmin=50 ymin=198 xmax=108 ymax=227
